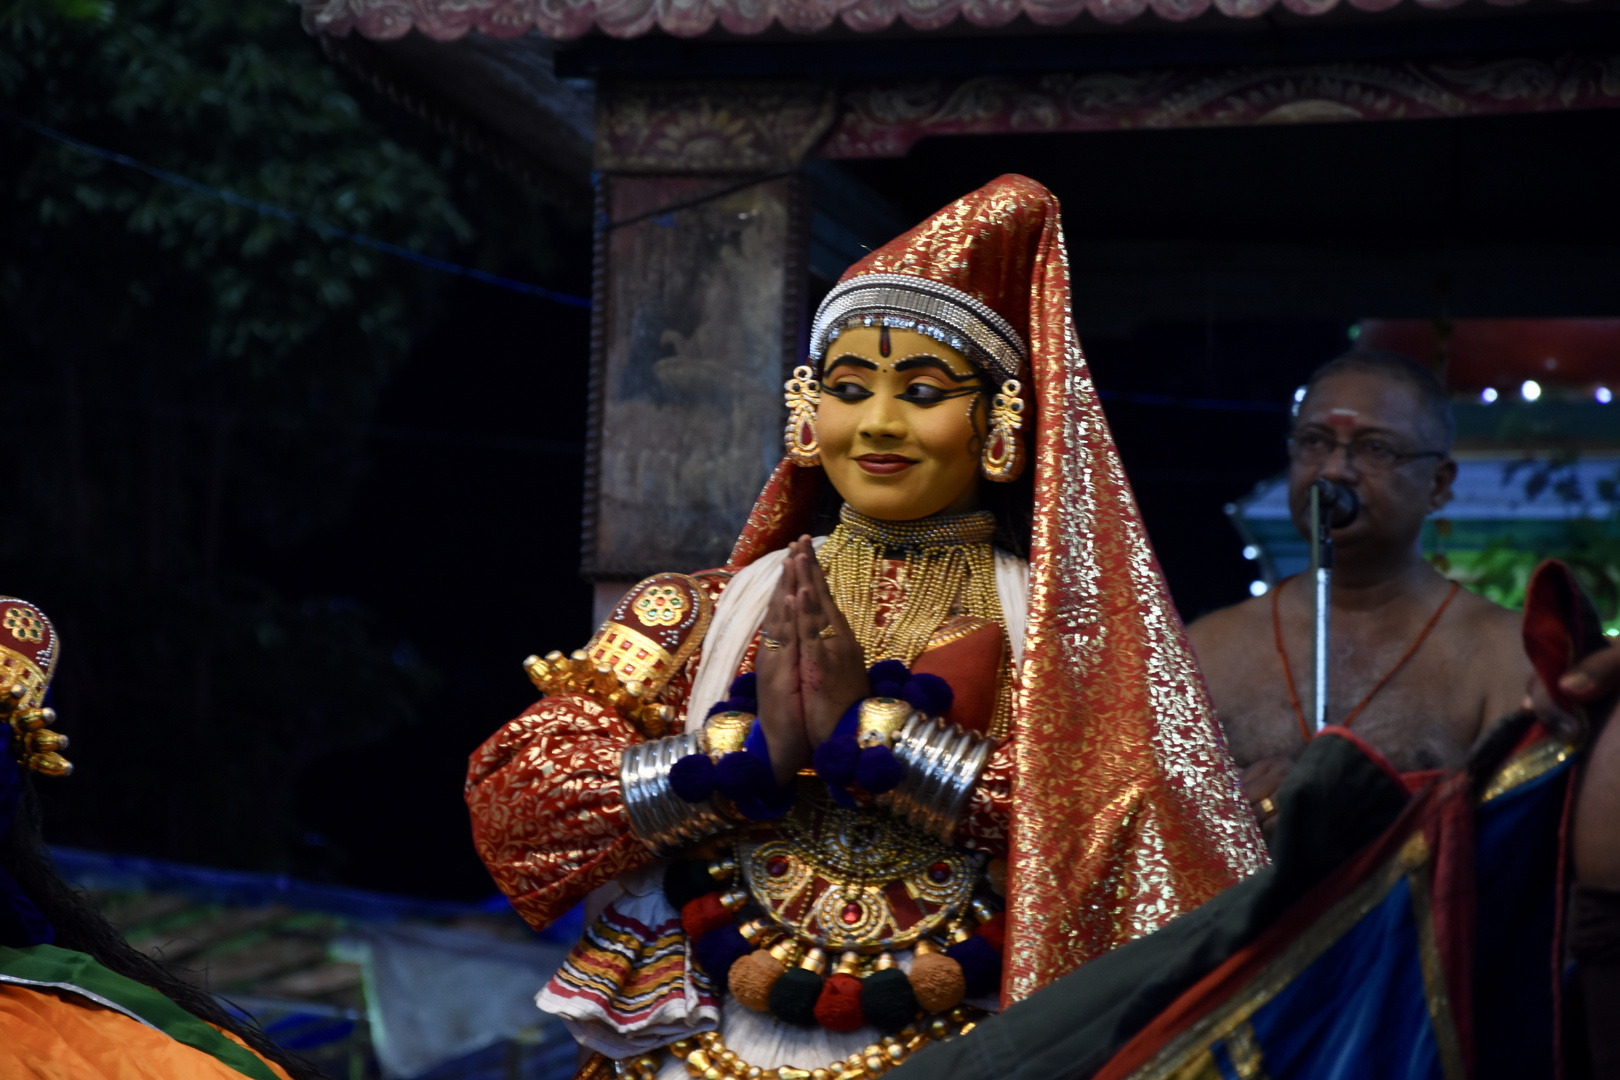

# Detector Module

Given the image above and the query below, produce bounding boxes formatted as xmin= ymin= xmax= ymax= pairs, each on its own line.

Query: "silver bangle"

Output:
xmin=619 ymin=734 xmax=731 ymax=855
xmin=884 ymin=717 xmax=993 ymax=842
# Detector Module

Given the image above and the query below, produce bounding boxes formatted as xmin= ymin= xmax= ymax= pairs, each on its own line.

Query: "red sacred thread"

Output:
xmin=1273 ymin=576 xmax=1461 ymax=744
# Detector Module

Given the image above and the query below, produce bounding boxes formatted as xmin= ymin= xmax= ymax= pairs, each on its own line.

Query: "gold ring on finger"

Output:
xmin=817 ymin=625 xmax=838 ymax=640
xmin=1254 ymin=796 xmax=1278 ymax=820
xmin=760 ymin=633 xmax=782 ymax=651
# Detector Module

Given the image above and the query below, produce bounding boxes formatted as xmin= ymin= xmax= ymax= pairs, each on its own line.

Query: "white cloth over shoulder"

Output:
xmin=687 ymin=541 xmax=1029 ymax=733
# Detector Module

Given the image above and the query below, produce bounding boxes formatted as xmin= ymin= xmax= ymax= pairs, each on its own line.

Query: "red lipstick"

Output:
xmin=855 ymin=454 xmax=915 ymax=475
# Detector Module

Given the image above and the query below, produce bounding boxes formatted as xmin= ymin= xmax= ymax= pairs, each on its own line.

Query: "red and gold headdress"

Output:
xmin=0 ymin=598 xmax=70 ymax=777
xmin=732 ymin=175 xmax=1265 ymax=1001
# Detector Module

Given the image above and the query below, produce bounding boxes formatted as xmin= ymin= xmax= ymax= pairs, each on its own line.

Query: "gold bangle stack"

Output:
xmin=616 ymin=1007 xmax=983 ymax=1080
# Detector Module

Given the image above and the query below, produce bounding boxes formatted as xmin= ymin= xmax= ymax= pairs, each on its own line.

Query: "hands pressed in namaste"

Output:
xmin=753 ymin=536 xmax=869 ymax=785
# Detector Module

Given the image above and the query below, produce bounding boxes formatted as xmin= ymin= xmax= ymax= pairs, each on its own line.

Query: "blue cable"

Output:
xmin=13 ymin=116 xmax=591 ymax=310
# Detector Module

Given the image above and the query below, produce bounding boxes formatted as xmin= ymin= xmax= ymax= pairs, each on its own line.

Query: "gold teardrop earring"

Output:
xmin=980 ymin=379 xmax=1026 ymax=483
xmin=784 ymin=364 xmax=822 ymax=466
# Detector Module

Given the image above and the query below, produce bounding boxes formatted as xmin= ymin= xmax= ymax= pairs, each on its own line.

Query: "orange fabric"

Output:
xmin=726 ymin=175 xmax=1267 ymax=1000
xmin=0 ymin=984 xmax=291 ymax=1080
xmin=912 ymin=623 xmax=1004 ymax=735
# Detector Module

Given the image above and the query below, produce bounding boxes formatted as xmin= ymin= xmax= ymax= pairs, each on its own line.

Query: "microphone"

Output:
xmin=1312 ymin=478 xmax=1360 ymax=529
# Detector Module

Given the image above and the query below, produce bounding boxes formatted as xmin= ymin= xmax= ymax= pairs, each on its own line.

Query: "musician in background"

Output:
xmin=1187 ymin=349 xmax=1532 ymax=827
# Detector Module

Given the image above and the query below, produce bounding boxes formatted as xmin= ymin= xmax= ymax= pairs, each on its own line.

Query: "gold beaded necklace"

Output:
xmin=818 ymin=506 xmax=1002 ymax=667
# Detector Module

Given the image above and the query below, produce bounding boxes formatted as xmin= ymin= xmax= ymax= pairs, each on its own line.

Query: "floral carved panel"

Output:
xmin=596 ymin=81 xmax=837 ymax=174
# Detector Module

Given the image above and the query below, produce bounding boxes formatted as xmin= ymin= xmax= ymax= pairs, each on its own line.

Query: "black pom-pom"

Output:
xmin=693 ymin=925 xmax=752 ymax=989
xmin=715 ymin=750 xmax=773 ymax=800
xmin=663 ymin=861 xmax=719 ymax=912
xmin=902 ymin=673 xmax=954 ymax=717
xmin=813 ymin=734 xmax=860 ymax=787
xmin=860 ymin=967 xmax=919 ymax=1032
xmin=670 ymin=754 xmax=718 ymax=802
xmin=854 ymin=745 xmax=904 ymax=794
xmin=728 ymin=672 xmax=758 ymax=704
xmin=768 ymin=966 xmax=825 ymax=1027
xmin=946 ymin=934 xmax=1002 ymax=998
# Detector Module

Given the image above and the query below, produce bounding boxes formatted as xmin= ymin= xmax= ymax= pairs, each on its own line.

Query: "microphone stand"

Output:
xmin=1310 ymin=483 xmax=1334 ymax=733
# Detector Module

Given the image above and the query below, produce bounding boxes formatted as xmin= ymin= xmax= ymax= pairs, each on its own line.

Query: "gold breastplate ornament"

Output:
xmin=741 ymin=786 xmax=983 ymax=955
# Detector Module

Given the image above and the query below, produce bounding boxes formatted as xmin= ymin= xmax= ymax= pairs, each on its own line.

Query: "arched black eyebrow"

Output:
xmin=825 ymin=355 xmax=878 ymax=376
xmin=894 ymin=355 xmax=979 ymax=382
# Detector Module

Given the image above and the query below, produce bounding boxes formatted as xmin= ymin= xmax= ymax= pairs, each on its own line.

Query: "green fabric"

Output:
xmin=0 ymin=943 xmax=283 ymax=1080
xmin=890 ymin=732 xmax=1412 ymax=1080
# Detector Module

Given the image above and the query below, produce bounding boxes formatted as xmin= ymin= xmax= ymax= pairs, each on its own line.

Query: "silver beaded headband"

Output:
xmin=809 ymin=272 xmax=1028 ymax=384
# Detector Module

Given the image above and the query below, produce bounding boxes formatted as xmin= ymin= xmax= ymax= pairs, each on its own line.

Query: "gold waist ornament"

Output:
xmin=818 ymin=506 xmax=1002 ymax=667
xmin=740 ymin=787 xmax=983 ymax=954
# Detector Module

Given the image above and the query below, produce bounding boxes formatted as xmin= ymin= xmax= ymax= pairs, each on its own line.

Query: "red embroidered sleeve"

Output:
xmin=465 ymin=694 xmax=654 ymax=931
xmin=956 ymin=738 xmax=1013 ymax=858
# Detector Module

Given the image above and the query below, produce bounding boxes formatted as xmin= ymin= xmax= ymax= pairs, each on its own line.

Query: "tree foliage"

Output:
xmin=1 ymin=0 xmax=479 ymax=869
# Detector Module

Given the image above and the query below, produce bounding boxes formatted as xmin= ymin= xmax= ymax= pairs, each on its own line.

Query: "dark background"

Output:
xmin=6 ymin=0 xmax=1616 ymax=900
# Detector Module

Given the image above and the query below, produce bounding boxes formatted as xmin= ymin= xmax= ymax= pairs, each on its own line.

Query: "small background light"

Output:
xmin=1249 ymin=580 xmax=1269 ymax=597
xmin=1293 ymin=387 xmax=1307 ymax=403
xmin=1521 ymin=380 xmax=1542 ymax=402
xmin=1242 ymin=545 xmax=1259 ymax=561
xmin=1480 ymin=387 xmax=1498 ymax=403
xmin=1598 ymin=386 xmax=1613 ymax=404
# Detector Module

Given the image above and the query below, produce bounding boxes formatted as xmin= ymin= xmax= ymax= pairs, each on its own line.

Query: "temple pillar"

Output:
xmin=583 ymin=81 xmax=835 ymax=621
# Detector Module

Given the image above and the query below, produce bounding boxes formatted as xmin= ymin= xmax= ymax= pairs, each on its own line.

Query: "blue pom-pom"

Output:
xmin=732 ymin=780 xmax=795 ymax=821
xmin=868 ymin=660 xmax=909 ymax=684
xmin=826 ymin=784 xmax=859 ymax=809
xmin=715 ymin=750 xmax=773 ymax=800
xmin=728 ymin=672 xmax=758 ymax=704
xmin=868 ymin=660 xmax=910 ymax=698
xmin=946 ymin=934 xmax=1002 ymax=998
xmin=902 ymin=673 xmax=954 ymax=717
xmin=693 ymin=925 xmax=753 ymax=989
xmin=669 ymin=754 xmax=718 ymax=802
xmin=706 ymin=700 xmax=739 ymax=719
xmin=813 ymin=734 xmax=860 ymax=787
xmin=854 ymin=745 xmax=904 ymax=794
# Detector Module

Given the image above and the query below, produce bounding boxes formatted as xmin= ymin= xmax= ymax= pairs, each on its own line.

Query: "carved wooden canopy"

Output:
xmin=301 ymin=0 xmax=1597 ymax=43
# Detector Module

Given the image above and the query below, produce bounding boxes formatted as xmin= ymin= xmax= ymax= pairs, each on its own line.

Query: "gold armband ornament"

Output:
xmin=0 ymin=599 xmax=70 ymax=777
xmin=522 ymin=571 xmax=720 ymax=738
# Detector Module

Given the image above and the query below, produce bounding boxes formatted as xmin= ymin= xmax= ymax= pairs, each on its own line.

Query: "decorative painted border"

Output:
xmin=299 ymin=0 xmax=1596 ymax=43
xmin=820 ymin=53 xmax=1620 ymax=157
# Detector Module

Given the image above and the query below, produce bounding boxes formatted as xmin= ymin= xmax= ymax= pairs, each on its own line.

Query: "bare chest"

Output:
xmin=1215 ymin=625 xmax=1489 ymax=773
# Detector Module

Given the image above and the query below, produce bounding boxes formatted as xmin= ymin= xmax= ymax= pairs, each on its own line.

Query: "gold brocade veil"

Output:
xmin=726 ymin=175 xmax=1267 ymax=1003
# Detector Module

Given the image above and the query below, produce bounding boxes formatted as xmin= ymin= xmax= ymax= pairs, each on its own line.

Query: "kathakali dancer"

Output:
xmin=0 ymin=598 xmax=315 ymax=1080
xmin=465 ymin=174 xmax=1267 ymax=1080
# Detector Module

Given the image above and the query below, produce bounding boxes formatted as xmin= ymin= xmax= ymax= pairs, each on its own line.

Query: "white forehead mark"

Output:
xmin=1328 ymin=408 xmax=1359 ymax=417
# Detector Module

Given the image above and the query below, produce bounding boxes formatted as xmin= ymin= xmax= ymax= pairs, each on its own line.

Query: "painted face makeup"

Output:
xmin=816 ymin=326 xmax=986 ymax=522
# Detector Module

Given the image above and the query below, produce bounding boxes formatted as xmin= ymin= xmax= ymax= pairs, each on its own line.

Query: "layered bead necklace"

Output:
xmin=817 ymin=506 xmax=1002 ymax=667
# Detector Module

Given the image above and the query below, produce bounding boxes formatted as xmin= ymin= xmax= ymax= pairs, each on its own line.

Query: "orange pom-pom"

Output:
xmin=813 ymin=972 xmax=865 ymax=1032
xmin=986 ymin=858 xmax=1008 ymax=896
xmin=729 ymin=949 xmax=786 ymax=1012
xmin=681 ymin=893 xmax=732 ymax=941
xmin=907 ymin=951 xmax=966 ymax=1013
xmin=975 ymin=911 xmax=1006 ymax=953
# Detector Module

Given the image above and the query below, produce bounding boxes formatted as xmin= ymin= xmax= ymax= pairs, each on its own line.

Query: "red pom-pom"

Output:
xmin=813 ymin=972 xmax=866 ymax=1032
xmin=681 ymin=892 xmax=731 ymax=940
xmin=975 ymin=910 xmax=1006 ymax=953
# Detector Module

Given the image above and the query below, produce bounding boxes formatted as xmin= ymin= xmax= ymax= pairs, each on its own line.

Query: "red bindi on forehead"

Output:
xmin=1323 ymin=411 xmax=1359 ymax=433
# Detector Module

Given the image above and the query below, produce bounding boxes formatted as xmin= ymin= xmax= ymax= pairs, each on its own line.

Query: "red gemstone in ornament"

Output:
xmin=840 ymin=902 xmax=863 ymax=924
xmin=928 ymin=862 xmax=951 ymax=884
xmin=767 ymin=856 xmax=790 ymax=878
xmin=988 ymin=435 xmax=1006 ymax=461
xmin=798 ymin=421 xmax=814 ymax=447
